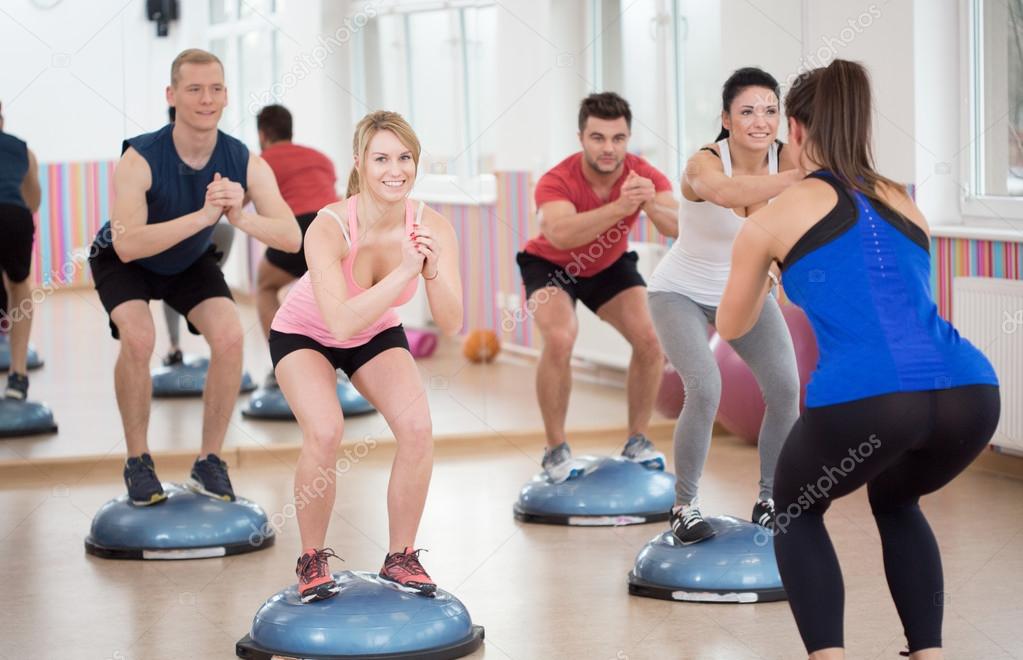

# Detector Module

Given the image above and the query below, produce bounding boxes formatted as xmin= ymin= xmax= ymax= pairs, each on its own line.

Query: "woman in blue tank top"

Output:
xmin=717 ymin=60 xmax=1000 ymax=659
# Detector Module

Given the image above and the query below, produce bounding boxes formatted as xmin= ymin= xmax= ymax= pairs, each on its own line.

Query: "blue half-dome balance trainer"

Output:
xmin=0 ymin=397 xmax=58 ymax=437
xmin=514 ymin=455 xmax=675 ymax=526
xmin=243 ymin=372 xmax=375 ymax=420
xmin=628 ymin=516 xmax=786 ymax=603
xmin=151 ymin=354 xmax=257 ymax=398
xmin=85 ymin=483 xmax=274 ymax=560
xmin=0 ymin=334 xmax=43 ymax=371
xmin=236 ymin=571 xmax=484 ymax=660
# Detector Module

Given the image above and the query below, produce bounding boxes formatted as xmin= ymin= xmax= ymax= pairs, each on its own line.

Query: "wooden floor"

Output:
xmin=2 ymin=292 xmax=1022 ymax=659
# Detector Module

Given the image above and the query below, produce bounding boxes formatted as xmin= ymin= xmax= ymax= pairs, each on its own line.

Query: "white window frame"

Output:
xmin=205 ymin=0 xmax=280 ymax=146
xmin=960 ymin=0 xmax=1023 ymax=226
xmin=359 ymin=0 xmax=495 ymax=179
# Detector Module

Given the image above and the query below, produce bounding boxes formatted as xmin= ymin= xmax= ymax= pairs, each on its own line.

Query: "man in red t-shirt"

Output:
xmin=256 ymin=104 xmax=339 ymax=387
xmin=517 ymin=92 xmax=678 ymax=483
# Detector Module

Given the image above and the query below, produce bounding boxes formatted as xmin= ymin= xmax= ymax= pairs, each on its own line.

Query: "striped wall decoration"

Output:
xmin=932 ymin=237 xmax=1023 ymax=320
xmin=32 ymin=161 xmax=116 ymax=288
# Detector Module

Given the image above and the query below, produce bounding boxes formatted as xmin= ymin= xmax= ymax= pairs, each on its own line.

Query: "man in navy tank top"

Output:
xmin=88 ymin=49 xmax=301 ymax=506
xmin=0 ymin=101 xmax=42 ymax=401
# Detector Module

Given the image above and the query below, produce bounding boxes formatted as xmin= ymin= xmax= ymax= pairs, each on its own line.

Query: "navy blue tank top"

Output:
xmin=97 ymin=124 xmax=249 ymax=275
xmin=0 ymin=132 xmax=29 ymax=208
xmin=781 ymin=171 xmax=998 ymax=407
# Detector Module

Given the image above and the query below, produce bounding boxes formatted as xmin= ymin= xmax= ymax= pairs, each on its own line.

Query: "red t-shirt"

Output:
xmin=261 ymin=142 xmax=339 ymax=216
xmin=525 ymin=152 xmax=671 ymax=276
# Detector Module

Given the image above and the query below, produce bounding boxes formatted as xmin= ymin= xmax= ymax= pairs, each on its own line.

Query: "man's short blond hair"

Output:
xmin=170 ymin=48 xmax=224 ymax=86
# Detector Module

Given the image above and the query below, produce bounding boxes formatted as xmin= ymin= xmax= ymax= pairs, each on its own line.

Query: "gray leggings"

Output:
xmin=163 ymin=220 xmax=235 ymax=347
xmin=648 ymin=290 xmax=800 ymax=505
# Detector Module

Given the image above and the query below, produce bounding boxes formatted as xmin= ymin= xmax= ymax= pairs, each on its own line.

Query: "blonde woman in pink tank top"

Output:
xmin=268 ymin=111 xmax=463 ymax=602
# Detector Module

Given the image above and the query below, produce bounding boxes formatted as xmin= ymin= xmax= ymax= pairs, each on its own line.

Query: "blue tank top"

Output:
xmin=96 ymin=124 xmax=249 ymax=275
xmin=0 ymin=132 xmax=29 ymax=208
xmin=781 ymin=171 xmax=998 ymax=407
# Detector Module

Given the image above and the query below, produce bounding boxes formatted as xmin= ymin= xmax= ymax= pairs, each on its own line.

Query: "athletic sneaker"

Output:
xmin=380 ymin=547 xmax=437 ymax=595
xmin=263 ymin=370 xmax=278 ymax=390
xmin=620 ymin=433 xmax=666 ymax=470
xmin=541 ymin=442 xmax=583 ymax=484
xmin=752 ymin=499 xmax=776 ymax=530
xmin=296 ymin=547 xmax=342 ymax=603
xmin=4 ymin=372 xmax=28 ymax=400
xmin=124 ymin=453 xmax=167 ymax=506
xmin=162 ymin=349 xmax=183 ymax=367
xmin=670 ymin=500 xmax=716 ymax=545
xmin=188 ymin=453 xmax=236 ymax=501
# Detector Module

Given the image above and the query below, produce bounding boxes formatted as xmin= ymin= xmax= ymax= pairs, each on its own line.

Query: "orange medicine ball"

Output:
xmin=462 ymin=330 xmax=501 ymax=363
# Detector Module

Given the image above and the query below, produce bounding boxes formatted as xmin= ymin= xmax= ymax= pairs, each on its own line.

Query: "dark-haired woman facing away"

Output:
xmin=648 ymin=67 xmax=804 ymax=544
xmin=717 ymin=60 xmax=1000 ymax=659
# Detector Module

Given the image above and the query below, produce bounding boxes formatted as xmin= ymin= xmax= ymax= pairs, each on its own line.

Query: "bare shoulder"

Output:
xmin=877 ymin=181 xmax=929 ymax=237
xmin=116 ymin=146 xmax=152 ymax=190
xmin=419 ymin=203 xmax=456 ymax=238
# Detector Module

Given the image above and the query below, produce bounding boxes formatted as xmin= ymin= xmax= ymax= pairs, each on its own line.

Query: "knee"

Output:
xmin=631 ymin=329 xmax=663 ymax=363
xmin=542 ymin=328 xmax=577 ymax=361
xmin=305 ymin=420 xmax=344 ymax=460
xmin=119 ymin=325 xmax=155 ymax=362
xmin=681 ymin=369 xmax=721 ymax=408
xmin=765 ymin=373 xmax=801 ymax=410
xmin=395 ymin=415 xmax=433 ymax=457
xmin=207 ymin=322 xmax=244 ymax=358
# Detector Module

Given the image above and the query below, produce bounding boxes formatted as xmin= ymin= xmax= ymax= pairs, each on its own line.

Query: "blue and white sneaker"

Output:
xmin=620 ymin=433 xmax=665 ymax=470
xmin=541 ymin=442 xmax=583 ymax=484
xmin=187 ymin=453 xmax=236 ymax=501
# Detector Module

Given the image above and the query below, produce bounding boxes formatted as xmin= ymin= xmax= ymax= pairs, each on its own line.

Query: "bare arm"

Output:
xmin=415 ymin=208 xmax=463 ymax=335
xmin=230 ymin=154 xmax=301 ymax=252
xmin=111 ymin=148 xmax=218 ymax=263
xmin=685 ymin=149 xmax=802 ymax=208
xmin=642 ymin=190 xmax=680 ymax=239
xmin=305 ymin=209 xmax=423 ymax=343
xmin=539 ymin=197 xmax=636 ymax=250
xmin=21 ymin=148 xmax=41 ymax=214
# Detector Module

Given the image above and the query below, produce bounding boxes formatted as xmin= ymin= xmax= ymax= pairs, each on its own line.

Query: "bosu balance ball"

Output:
xmin=85 ymin=483 xmax=274 ymax=560
xmin=152 ymin=355 xmax=257 ymax=398
xmin=628 ymin=516 xmax=785 ymax=603
xmin=236 ymin=570 xmax=485 ymax=659
xmin=514 ymin=456 xmax=675 ymax=526
xmin=243 ymin=376 xmax=375 ymax=420
xmin=0 ymin=334 xmax=43 ymax=371
xmin=0 ymin=398 xmax=58 ymax=438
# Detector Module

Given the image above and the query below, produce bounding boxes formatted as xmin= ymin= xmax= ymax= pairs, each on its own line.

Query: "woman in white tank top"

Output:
xmin=647 ymin=68 xmax=803 ymax=545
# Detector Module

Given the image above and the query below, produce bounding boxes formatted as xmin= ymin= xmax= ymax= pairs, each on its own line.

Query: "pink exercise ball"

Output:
xmin=655 ymin=363 xmax=686 ymax=419
xmin=714 ymin=304 xmax=818 ymax=445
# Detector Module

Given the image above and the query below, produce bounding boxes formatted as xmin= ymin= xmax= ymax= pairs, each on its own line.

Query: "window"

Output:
xmin=965 ymin=0 xmax=1023 ymax=219
xmin=356 ymin=1 xmax=497 ymax=177
xmin=207 ymin=0 xmax=280 ymax=149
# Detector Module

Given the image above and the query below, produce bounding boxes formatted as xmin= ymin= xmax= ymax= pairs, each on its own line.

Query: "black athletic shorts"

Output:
xmin=0 ymin=203 xmax=34 ymax=283
xmin=516 ymin=249 xmax=645 ymax=313
xmin=89 ymin=241 xmax=233 ymax=339
xmin=264 ymin=211 xmax=315 ymax=278
xmin=268 ymin=325 xmax=410 ymax=379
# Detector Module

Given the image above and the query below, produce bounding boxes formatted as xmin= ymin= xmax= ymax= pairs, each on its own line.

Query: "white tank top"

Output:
xmin=648 ymin=138 xmax=779 ymax=306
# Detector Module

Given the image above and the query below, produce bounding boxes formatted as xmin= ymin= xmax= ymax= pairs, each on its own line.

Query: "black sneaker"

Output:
xmin=671 ymin=501 xmax=716 ymax=545
xmin=162 ymin=349 xmax=183 ymax=367
xmin=4 ymin=372 xmax=28 ymax=400
xmin=124 ymin=453 xmax=167 ymax=506
xmin=752 ymin=499 xmax=776 ymax=530
xmin=188 ymin=453 xmax=236 ymax=501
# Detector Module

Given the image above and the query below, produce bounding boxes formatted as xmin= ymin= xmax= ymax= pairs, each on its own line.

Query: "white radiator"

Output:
xmin=952 ymin=277 xmax=1023 ymax=455
xmin=572 ymin=241 xmax=669 ymax=370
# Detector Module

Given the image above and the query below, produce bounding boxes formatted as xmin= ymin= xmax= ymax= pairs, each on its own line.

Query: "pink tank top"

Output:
xmin=271 ymin=194 xmax=422 ymax=349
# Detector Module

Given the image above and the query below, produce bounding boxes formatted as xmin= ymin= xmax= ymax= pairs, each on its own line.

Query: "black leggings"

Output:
xmin=772 ymin=385 xmax=1000 ymax=654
